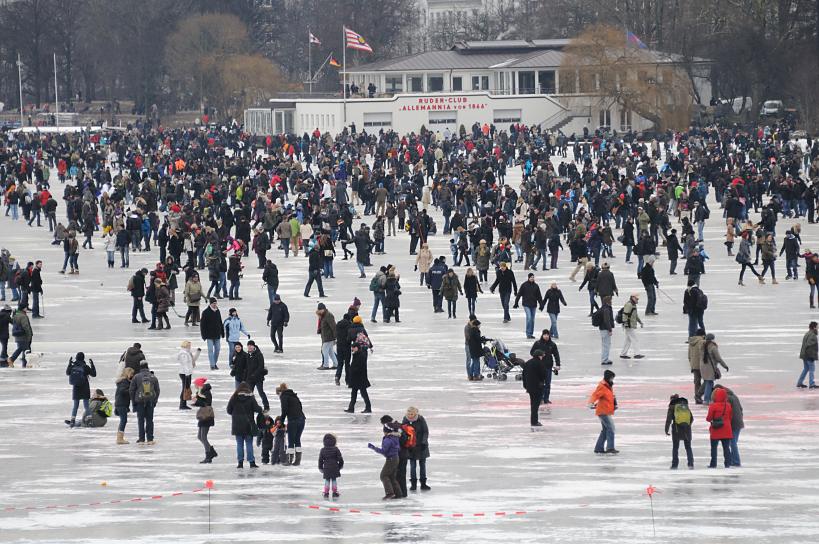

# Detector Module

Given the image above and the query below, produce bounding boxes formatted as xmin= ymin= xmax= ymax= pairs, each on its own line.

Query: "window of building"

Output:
xmin=409 ymin=76 xmax=423 ymax=92
xmin=363 ymin=112 xmax=392 ymax=128
xmin=518 ymin=71 xmax=535 ymax=94
xmin=538 ymin=71 xmax=555 ymax=94
xmin=386 ymin=76 xmax=403 ymax=93
xmin=428 ymin=110 xmax=456 ymax=126
xmin=558 ymin=70 xmax=576 ymax=94
xmin=472 ymin=75 xmax=489 ymax=90
xmin=452 ymin=76 xmax=463 ymax=91
xmin=493 ymin=109 xmax=521 ymax=123
xmin=599 ymin=108 xmax=611 ymax=128
xmin=619 ymin=109 xmax=632 ymax=131
xmin=428 ymin=74 xmax=444 ymax=92
xmin=579 ymin=70 xmax=595 ymax=93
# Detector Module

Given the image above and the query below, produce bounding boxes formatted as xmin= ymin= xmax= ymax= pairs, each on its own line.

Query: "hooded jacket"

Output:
xmin=226 ymin=391 xmax=263 ymax=436
xmin=706 ymin=388 xmax=733 ymax=440
xmin=318 ymin=434 xmax=344 ymax=479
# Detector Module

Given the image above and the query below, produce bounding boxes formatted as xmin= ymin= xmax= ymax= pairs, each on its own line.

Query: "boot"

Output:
xmin=237 ymin=461 xmax=243 ymax=468
xmin=420 ymin=479 xmax=431 ymax=491
xmin=116 ymin=431 xmax=129 ymax=445
xmin=810 ymin=295 xmax=815 ymax=309
xmin=65 ymin=418 xmax=76 ymax=428
xmin=410 ymin=478 xmax=417 ymax=491
xmin=209 ymin=446 xmax=218 ymax=459
xmin=283 ymin=451 xmax=293 ymax=466
xmin=179 ymin=401 xmax=191 ymax=410
xmin=294 ymin=451 xmax=302 ymax=466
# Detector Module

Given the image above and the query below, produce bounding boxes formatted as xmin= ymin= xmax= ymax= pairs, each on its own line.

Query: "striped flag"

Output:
xmin=626 ymin=31 xmax=648 ymax=49
xmin=309 ymin=32 xmax=321 ymax=46
xmin=344 ymin=27 xmax=373 ymax=53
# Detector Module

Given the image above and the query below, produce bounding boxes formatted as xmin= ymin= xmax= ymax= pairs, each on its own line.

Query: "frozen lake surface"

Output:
xmin=1 ymin=166 xmax=818 ymax=543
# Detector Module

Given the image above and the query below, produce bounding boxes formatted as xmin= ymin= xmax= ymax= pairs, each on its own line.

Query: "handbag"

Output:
xmin=711 ymin=404 xmax=726 ymax=429
xmin=196 ymin=406 xmax=214 ymax=421
xmin=183 ymin=387 xmax=193 ymax=401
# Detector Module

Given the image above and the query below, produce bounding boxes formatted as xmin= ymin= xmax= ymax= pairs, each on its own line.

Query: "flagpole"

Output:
xmin=54 ymin=52 xmax=59 ymax=128
xmin=17 ymin=53 xmax=24 ymax=128
xmin=308 ymin=28 xmax=313 ymax=95
xmin=342 ymin=25 xmax=347 ymax=125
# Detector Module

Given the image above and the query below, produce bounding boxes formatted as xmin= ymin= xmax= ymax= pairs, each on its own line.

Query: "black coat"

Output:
xmin=318 ymin=434 xmax=344 ymax=479
xmin=543 ymin=287 xmax=566 ymax=315
xmin=347 ymin=349 xmax=370 ymax=389
xmin=199 ymin=306 xmax=224 ymax=340
xmin=515 ymin=280 xmax=543 ymax=308
xmin=463 ymin=274 xmax=481 ymax=298
xmin=0 ymin=308 xmax=11 ymax=340
xmin=131 ymin=271 xmax=146 ymax=298
xmin=402 ymin=415 xmax=430 ymax=460
xmin=279 ymin=389 xmax=305 ymax=424
xmin=467 ymin=325 xmax=485 ymax=358
xmin=529 ymin=339 xmax=560 ymax=367
xmin=114 ymin=378 xmax=131 ymax=415
xmin=231 ymin=350 xmax=248 ymax=381
xmin=522 ymin=356 xmax=548 ymax=394
xmin=266 ymin=302 xmax=290 ymax=328
xmin=226 ymin=392 xmax=262 ymax=436
xmin=66 ymin=359 xmax=96 ymax=400
xmin=30 ymin=268 xmax=43 ymax=293
xmin=490 ymin=268 xmax=517 ymax=295
xmin=245 ymin=349 xmax=266 ymax=385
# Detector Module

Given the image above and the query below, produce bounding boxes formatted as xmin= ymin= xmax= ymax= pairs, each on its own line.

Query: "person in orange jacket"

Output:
xmin=588 ymin=369 xmax=618 ymax=454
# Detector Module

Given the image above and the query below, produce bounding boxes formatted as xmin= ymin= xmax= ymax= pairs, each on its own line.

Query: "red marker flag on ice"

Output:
xmin=345 ymin=27 xmax=373 ymax=53
xmin=205 ymin=480 xmax=214 ymax=489
xmin=646 ymin=485 xmax=656 ymax=497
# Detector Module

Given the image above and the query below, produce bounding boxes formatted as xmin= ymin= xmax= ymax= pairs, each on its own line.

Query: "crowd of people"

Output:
xmin=1 ymin=116 xmax=817 ymax=498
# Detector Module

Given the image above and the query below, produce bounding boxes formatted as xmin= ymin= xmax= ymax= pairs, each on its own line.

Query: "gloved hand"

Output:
xmin=367 ymin=443 xmax=375 ymax=450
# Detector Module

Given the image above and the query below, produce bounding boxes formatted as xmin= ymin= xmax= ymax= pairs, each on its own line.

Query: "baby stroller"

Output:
xmin=482 ymin=338 xmax=525 ymax=381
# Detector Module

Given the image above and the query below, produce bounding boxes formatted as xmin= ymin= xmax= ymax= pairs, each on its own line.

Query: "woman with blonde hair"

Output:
xmin=177 ymin=340 xmax=201 ymax=410
xmin=415 ymin=243 xmax=433 ymax=286
xmin=114 ymin=367 xmax=135 ymax=444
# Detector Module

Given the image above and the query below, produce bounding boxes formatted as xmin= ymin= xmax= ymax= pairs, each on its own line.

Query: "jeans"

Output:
xmin=687 ymin=311 xmax=705 ymax=338
xmin=371 ymin=292 xmax=385 ymax=321
xmin=467 ymin=297 xmax=476 ymax=316
xmin=548 ymin=312 xmax=559 ymax=338
xmin=235 ymin=435 xmax=255 ymax=462
xmin=594 ymin=414 xmax=615 ymax=451
xmin=729 ymin=427 xmax=742 ymax=466
xmin=523 ymin=305 xmax=536 ymax=337
xmin=135 ymin=403 xmax=155 ymax=441
xmin=645 ymin=285 xmax=656 ymax=313
xmin=671 ymin=436 xmax=694 ymax=468
xmin=710 ymin=438 xmax=731 ymax=467
xmin=468 ymin=355 xmax=481 ymax=378
xmin=600 ymin=330 xmax=611 ymax=363
xmin=541 ymin=366 xmax=553 ymax=402
xmin=432 ymin=289 xmax=443 ymax=311
xmin=702 ymin=379 xmax=714 ymax=403
xmin=10 ymin=203 xmax=19 ymax=220
xmin=10 ymin=339 xmax=30 ymax=365
xmin=254 ymin=381 xmax=270 ymax=411
xmin=320 ymin=341 xmax=338 ymax=368
xmin=464 ymin=345 xmax=471 ymax=376
xmin=287 ymin=416 xmax=305 ymax=450
xmin=266 ymin=285 xmax=277 ymax=306
xmin=120 ymin=247 xmax=129 ymax=267
xmin=500 ymin=291 xmax=511 ymax=321
xmin=282 ymin=238 xmax=290 ymax=257
xmin=118 ymin=412 xmax=128 ymax=432
xmin=409 ymin=457 xmax=426 ymax=480
xmin=304 ymin=270 xmax=325 ymax=297
xmin=229 ymin=279 xmax=240 ymax=299
xmin=71 ymin=398 xmax=90 ymax=419
xmin=206 ymin=338 xmax=220 ymax=369
xmin=132 ymin=297 xmax=148 ymax=322
xmin=799 ymin=359 xmax=816 ymax=386
xmin=447 ymin=299 xmax=457 ymax=317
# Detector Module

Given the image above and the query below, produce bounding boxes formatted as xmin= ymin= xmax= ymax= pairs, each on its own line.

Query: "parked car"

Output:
xmin=760 ymin=100 xmax=784 ymax=117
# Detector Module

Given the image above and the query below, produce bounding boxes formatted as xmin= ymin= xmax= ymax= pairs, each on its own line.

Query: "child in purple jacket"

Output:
xmin=368 ymin=415 xmax=402 ymax=499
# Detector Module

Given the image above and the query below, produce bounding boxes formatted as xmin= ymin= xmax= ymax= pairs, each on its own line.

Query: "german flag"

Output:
xmin=329 ymin=57 xmax=341 ymax=68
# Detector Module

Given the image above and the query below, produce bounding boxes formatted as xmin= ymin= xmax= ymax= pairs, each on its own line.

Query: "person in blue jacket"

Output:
xmin=368 ymin=415 xmax=402 ymax=499
xmin=426 ymin=257 xmax=448 ymax=313
xmin=223 ymin=308 xmax=250 ymax=367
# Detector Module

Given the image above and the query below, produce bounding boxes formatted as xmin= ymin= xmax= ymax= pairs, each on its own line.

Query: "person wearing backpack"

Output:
xmin=700 ymin=333 xmax=729 ymax=404
xmin=706 ymin=388 xmax=733 ymax=468
xmin=403 ymin=406 xmax=431 ymax=491
xmin=8 ymin=306 xmax=32 ymax=367
xmin=683 ymin=280 xmax=707 ymax=339
xmin=129 ymin=361 xmax=161 ymax=445
xmin=82 ymin=389 xmax=112 ymax=428
xmin=369 ymin=267 xmax=388 ymax=323
xmin=618 ymin=293 xmax=644 ymax=360
xmin=64 ymin=353 xmax=97 ymax=428
xmin=664 ymin=394 xmax=694 ymax=469
xmin=595 ymin=296 xmax=614 ymax=365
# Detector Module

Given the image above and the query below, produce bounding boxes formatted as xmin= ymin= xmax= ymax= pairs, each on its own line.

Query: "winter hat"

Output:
xmin=317 ymin=302 xmax=327 ymax=311
xmin=273 ymin=294 xmax=281 ymax=301
xmin=603 ymin=369 xmax=616 ymax=381
xmin=353 ymin=297 xmax=362 ymax=307
xmin=532 ymin=349 xmax=545 ymax=358
xmin=352 ymin=315 xmax=363 ymax=324
xmin=247 ymin=340 xmax=256 ymax=347
xmin=193 ymin=377 xmax=208 ymax=388
xmin=75 ymin=352 xmax=85 ymax=361
xmin=209 ymin=297 xmax=218 ymax=304
xmin=380 ymin=414 xmax=393 ymax=425
xmin=705 ymin=333 xmax=715 ymax=342
xmin=94 ymin=389 xmax=105 ymax=397
xmin=139 ymin=360 xmax=150 ymax=369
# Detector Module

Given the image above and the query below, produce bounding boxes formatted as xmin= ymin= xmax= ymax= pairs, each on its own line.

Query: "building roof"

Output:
xmin=347 ymin=38 xmax=709 ymax=74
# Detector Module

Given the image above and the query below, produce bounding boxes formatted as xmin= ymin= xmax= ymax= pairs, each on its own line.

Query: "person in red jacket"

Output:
xmin=588 ymin=369 xmax=618 ymax=454
xmin=706 ymin=387 xmax=733 ymax=468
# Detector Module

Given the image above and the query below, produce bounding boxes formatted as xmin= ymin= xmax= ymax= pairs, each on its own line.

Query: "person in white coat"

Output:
xmin=103 ymin=228 xmax=117 ymax=268
xmin=177 ymin=340 xmax=201 ymax=410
